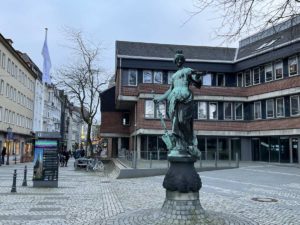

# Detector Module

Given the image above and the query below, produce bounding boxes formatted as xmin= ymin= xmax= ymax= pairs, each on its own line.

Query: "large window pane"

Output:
xmin=218 ymin=138 xmax=229 ymax=160
xmin=198 ymin=102 xmax=207 ymax=119
xmin=156 ymin=103 xmax=166 ymax=118
xmin=266 ymin=99 xmax=274 ymax=118
xmin=209 ymin=102 xmax=218 ymax=120
xmin=275 ymin=61 xmax=283 ymax=79
xmin=245 ymin=70 xmax=251 ymax=86
xmin=291 ymin=95 xmax=299 ymax=116
xmin=289 ymin=56 xmax=298 ymax=76
xmin=253 ymin=67 xmax=260 ymax=84
xmin=216 ymin=74 xmax=224 ymax=86
xmin=235 ymin=102 xmax=243 ymax=120
xmin=276 ymin=98 xmax=284 ymax=117
xmin=202 ymin=73 xmax=212 ymax=86
xmin=145 ymin=100 xmax=154 ymax=118
xmin=128 ymin=69 xmax=137 ymax=86
xmin=265 ymin=64 xmax=273 ymax=82
xmin=270 ymin=137 xmax=279 ymax=162
xmin=154 ymin=71 xmax=163 ymax=84
xmin=254 ymin=101 xmax=261 ymax=119
xmin=224 ymin=102 xmax=233 ymax=120
xmin=143 ymin=70 xmax=152 ymax=83
xmin=237 ymin=73 xmax=243 ymax=87
xmin=207 ymin=137 xmax=217 ymax=160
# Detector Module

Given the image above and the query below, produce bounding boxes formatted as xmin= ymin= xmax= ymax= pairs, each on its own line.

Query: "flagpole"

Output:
xmin=41 ymin=27 xmax=47 ymax=131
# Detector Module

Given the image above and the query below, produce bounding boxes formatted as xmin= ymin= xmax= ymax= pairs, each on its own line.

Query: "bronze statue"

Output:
xmin=154 ymin=50 xmax=203 ymax=158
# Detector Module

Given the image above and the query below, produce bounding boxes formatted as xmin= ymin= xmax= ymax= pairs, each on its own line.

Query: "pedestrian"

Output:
xmin=64 ymin=150 xmax=70 ymax=167
xmin=1 ymin=147 xmax=6 ymax=164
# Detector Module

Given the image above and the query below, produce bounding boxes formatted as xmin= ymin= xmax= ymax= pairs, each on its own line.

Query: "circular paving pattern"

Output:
xmin=100 ymin=209 xmax=259 ymax=225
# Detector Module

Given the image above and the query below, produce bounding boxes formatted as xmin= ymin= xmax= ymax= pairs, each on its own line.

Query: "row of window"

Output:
xmin=237 ymin=56 xmax=298 ymax=87
xmin=0 ymin=107 xmax=33 ymax=129
xmin=0 ymin=49 xmax=35 ymax=91
xmin=125 ymin=55 xmax=298 ymax=88
xmin=144 ymin=100 xmax=243 ymax=121
xmin=0 ymin=80 xmax=34 ymax=111
xmin=144 ymin=95 xmax=300 ymax=121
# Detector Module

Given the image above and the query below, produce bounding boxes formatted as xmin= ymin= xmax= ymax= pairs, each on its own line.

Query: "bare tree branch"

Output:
xmin=54 ymin=27 xmax=111 ymax=155
xmin=190 ymin=0 xmax=300 ymax=43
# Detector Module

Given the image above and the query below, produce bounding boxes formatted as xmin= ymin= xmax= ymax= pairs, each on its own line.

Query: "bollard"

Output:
xmin=236 ymin=152 xmax=240 ymax=168
xmin=14 ymin=155 xmax=17 ymax=165
xmin=149 ymin=152 xmax=152 ymax=168
xmin=22 ymin=166 xmax=27 ymax=187
xmin=11 ymin=169 xmax=17 ymax=193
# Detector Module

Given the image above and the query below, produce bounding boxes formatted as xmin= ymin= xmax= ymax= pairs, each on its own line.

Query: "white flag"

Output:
xmin=41 ymin=29 xmax=51 ymax=84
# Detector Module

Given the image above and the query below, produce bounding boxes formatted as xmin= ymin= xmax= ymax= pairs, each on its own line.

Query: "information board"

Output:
xmin=33 ymin=138 xmax=59 ymax=187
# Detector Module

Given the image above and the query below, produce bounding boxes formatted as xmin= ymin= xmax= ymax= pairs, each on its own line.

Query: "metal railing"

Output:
xmin=120 ymin=150 xmax=239 ymax=169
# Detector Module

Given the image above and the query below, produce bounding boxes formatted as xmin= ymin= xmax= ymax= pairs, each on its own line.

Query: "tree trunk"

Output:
xmin=86 ymin=123 xmax=93 ymax=156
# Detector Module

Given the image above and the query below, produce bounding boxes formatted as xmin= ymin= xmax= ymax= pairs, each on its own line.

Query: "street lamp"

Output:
xmin=6 ymin=127 xmax=12 ymax=165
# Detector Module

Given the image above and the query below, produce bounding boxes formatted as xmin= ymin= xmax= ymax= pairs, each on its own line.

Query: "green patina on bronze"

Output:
xmin=154 ymin=50 xmax=203 ymax=158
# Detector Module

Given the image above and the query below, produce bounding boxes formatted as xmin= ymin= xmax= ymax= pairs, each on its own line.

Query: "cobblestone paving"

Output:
xmin=0 ymin=161 xmax=300 ymax=224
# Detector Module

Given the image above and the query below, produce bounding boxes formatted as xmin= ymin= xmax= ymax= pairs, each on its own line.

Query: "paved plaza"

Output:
xmin=0 ymin=160 xmax=300 ymax=225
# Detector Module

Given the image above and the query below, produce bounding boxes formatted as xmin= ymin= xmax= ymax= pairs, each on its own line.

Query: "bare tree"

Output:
xmin=55 ymin=28 xmax=109 ymax=155
xmin=189 ymin=0 xmax=300 ymax=42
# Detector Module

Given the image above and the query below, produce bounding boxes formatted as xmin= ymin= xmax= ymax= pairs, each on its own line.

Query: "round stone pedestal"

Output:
xmin=161 ymin=191 xmax=206 ymax=221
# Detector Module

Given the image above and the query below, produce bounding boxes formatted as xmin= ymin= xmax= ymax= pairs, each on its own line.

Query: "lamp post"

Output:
xmin=6 ymin=127 xmax=13 ymax=165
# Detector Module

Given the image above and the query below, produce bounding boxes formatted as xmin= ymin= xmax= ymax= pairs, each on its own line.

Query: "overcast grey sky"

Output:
xmin=0 ymin=0 xmax=237 ymax=76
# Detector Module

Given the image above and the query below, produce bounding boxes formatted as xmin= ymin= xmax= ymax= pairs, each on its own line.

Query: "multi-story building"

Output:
xmin=100 ymin=17 xmax=300 ymax=164
xmin=42 ymin=83 xmax=62 ymax=133
xmin=0 ymin=34 xmax=36 ymax=162
xmin=18 ymin=52 xmax=44 ymax=133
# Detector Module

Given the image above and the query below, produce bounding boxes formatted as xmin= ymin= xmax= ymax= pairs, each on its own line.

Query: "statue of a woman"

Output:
xmin=154 ymin=50 xmax=203 ymax=158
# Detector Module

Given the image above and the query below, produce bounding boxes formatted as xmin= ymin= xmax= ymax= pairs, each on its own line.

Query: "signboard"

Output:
xmin=33 ymin=137 xmax=59 ymax=188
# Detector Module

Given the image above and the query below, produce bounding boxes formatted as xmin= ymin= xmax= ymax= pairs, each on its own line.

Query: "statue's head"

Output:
xmin=174 ymin=50 xmax=185 ymax=67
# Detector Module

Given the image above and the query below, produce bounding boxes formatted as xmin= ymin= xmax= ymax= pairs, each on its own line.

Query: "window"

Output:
xmin=289 ymin=56 xmax=298 ymax=76
xmin=276 ymin=98 xmax=285 ymax=117
xmin=291 ymin=95 xmax=299 ymax=116
xmin=4 ymin=109 xmax=8 ymax=122
xmin=266 ymin=99 xmax=274 ymax=118
xmin=274 ymin=61 xmax=283 ymax=79
xmin=153 ymin=71 xmax=163 ymax=84
xmin=1 ymin=53 xmax=6 ymax=69
xmin=156 ymin=103 xmax=166 ymax=118
xmin=198 ymin=102 xmax=207 ymax=119
xmin=265 ymin=64 xmax=273 ymax=82
xmin=143 ymin=70 xmax=152 ymax=83
xmin=202 ymin=73 xmax=212 ymax=86
xmin=245 ymin=70 xmax=251 ymax=86
xmin=0 ymin=80 xmax=4 ymax=94
xmin=237 ymin=73 xmax=243 ymax=87
xmin=128 ymin=69 xmax=137 ymax=86
xmin=216 ymin=73 xmax=225 ymax=86
xmin=209 ymin=102 xmax=218 ymax=120
xmin=145 ymin=100 xmax=155 ymax=118
xmin=6 ymin=84 xmax=9 ymax=97
xmin=7 ymin=58 xmax=11 ymax=74
xmin=235 ymin=102 xmax=243 ymax=120
xmin=254 ymin=101 xmax=262 ymax=119
xmin=145 ymin=100 xmax=165 ymax=119
xmin=168 ymin=71 xmax=174 ymax=84
xmin=253 ymin=67 xmax=260 ymax=84
xmin=224 ymin=102 xmax=233 ymax=120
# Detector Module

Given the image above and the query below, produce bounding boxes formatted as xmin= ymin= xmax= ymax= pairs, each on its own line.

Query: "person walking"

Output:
xmin=64 ymin=150 xmax=70 ymax=167
xmin=1 ymin=147 xmax=6 ymax=164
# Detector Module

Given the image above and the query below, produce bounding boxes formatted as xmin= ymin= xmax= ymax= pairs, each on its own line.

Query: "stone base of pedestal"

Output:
xmin=161 ymin=193 xmax=206 ymax=221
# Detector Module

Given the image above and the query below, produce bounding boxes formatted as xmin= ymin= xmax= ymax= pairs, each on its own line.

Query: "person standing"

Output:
xmin=1 ymin=147 xmax=6 ymax=164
